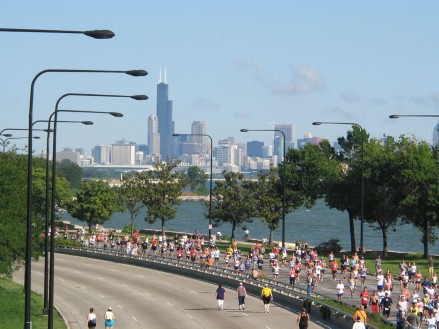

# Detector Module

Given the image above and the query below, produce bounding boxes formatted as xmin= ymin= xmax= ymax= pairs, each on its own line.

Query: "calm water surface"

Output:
xmin=62 ymin=200 xmax=438 ymax=254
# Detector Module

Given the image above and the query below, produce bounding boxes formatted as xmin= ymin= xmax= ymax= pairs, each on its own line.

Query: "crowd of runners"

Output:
xmin=65 ymin=228 xmax=439 ymax=328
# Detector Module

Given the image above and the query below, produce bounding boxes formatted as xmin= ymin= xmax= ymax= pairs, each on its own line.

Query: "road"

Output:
xmin=13 ymin=254 xmax=331 ymax=329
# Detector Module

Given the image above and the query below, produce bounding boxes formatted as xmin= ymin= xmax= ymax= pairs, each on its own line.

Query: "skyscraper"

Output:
xmin=148 ymin=114 xmax=160 ymax=155
xmin=156 ymin=69 xmax=174 ymax=159
xmin=273 ymin=123 xmax=296 ymax=160
xmin=191 ymin=121 xmax=209 ymax=154
xmin=433 ymin=121 xmax=439 ymax=146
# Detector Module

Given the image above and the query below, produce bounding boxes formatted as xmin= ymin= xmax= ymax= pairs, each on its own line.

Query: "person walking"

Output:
xmin=215 ymin=284 xmax=226 ymax=310
xmin=104 ymin=306 xmax=115 ymax=329
xmin=236 ymin=282 xmax=247 ymax=310
xmin=261 ymin=284 xmax=273 ymax=313
xmin=352 ymin=318 xmax=366 ymax=329
xmin=296 ymin=308 xmax=310 ymax=329
xmin=85 ymin=307 xmax=97 ymax=329
xmin=352 ymin=305 xmax=367 ymax=325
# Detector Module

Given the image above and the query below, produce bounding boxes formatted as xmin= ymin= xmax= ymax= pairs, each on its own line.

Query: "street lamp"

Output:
xmin=173 ymin=133 xmax=214 ymax=242
xmin=240 ymin=128 xmax=287 ymax=248
xmin=25 ymin=68 xmax=147 ymax=329
xmin=0 ymin=136 xmax=40 ymax=152
xmin=46 ymin=92 xmax=146 ymax=327
xmin=0 ymin=28 xmax=115 ymax=39
xmin=389 ymin=114 xmax=439 ymax=118
xmin=312 ymin=121 xmax=365 ymax=256
xmin=32 ymin=119 xmax=94 ymax=315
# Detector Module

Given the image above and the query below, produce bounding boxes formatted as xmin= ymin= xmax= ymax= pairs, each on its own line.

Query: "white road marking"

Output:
xmin=121 ymin=284 xmax=129 ymax=288
xmin=162 ymin=282 xmax=171 ymax=285
xmin=240 ymin=312 xmax=248 ymax=317
xmin=99 ymin=295 xmax=105 ymax=298
xmin=132 ymin=317 xmax=138 ymax=322
xmin=117 ymin=305 xmax=123 ymax=309
xmin=97 ymin=277 xmax=105 ymax=280
xmin=189 ymin=290 xmax=197 ymax=293
xmin=186 ymin=314 xmax=194 ymax=319
xmin=143 ymin=292 xmax=151 ymax=296
xmin=59 ymin=279 xmax=65 ymax=282
xmin=167 ymin=302 xmax=174 ymax=307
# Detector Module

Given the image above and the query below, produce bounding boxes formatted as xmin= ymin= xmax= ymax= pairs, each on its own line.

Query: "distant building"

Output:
xmin=297 ymin=133 xmax=324 ymax=148
xmin=273 ymin=123 xmax=295 ymax=160
xmin=147 ymin=114 xmax=160 ymax=156
xmin=92 ymin=145 xmax=111 ymax=164
xmin=433 ymin=121 xmax=439 ymax=146
xmin=191 ymin=121 xmax=209 ymax=154
xmin=57 ymin=148 xmax=81 ymax=165
xmin=247 ymin=140 xmax=264 ymax=157
xmin=156 ymin=69 xmax=174 ymax=159
xmin=112 ymin=141 xmax=136 ymax=165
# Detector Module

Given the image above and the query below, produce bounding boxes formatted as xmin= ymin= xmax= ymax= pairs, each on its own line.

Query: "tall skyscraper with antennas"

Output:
xmin=156 ymin=68 xmax=174 ymax=158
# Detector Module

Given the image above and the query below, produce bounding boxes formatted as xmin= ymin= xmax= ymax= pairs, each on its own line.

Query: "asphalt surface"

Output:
xmin=13 ymin=254 xmax=334 ymax=329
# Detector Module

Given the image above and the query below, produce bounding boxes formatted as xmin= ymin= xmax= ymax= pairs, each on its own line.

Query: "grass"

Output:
xmin=0 ymin=278 xmax=66 ymax=329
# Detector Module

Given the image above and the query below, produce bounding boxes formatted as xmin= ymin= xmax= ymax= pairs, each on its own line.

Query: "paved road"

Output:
xmin=13 ymin=254 xmax=331 ymax=329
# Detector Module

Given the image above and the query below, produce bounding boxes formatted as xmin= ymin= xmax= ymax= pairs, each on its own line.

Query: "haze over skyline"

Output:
xmin=1 ymin=1 xmax=438 ymax=155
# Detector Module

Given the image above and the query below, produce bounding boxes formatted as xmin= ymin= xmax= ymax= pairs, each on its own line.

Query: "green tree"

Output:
xmin=186 ymin=166 xmax=208 ymax=195
xmin=137 ymin=159 xmax=186 ymax=235
xmin=67 ymin=180 xmax=119 ymax=233
xmin=397 ymin=140 xmax=439 ymax=258
xmin=207 ymin=171 xmax=255 ymax=241
xmin=116 ymin=173 xmax=144 ymax=237
xmin=56 ymin=159 xmax=83 ymax=190
xmin=324 ymin=127 xmax=369 ymax=253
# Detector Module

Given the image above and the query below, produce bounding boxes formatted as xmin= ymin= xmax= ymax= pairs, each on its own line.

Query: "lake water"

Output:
xmin=62 ymin=200 xmax=438 ymax=254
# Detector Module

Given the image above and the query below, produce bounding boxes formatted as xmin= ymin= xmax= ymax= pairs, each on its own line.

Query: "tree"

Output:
xmin=252 ymin=167 xmax=283 ymax=245
xmin=137 ymin=159 xmax=187 ymax=236
xmin=116 ymin=173 xmax=144 ymax=237
xmin=186 ymin=166 xmax=208 ymax=195
xmin=207 ymin=171 xmax=255 ymax=241
xmin=67 ymin=180 xmax=119 ymax=233
xmin=396 ymin=140 xmax=439 ymax=258
xmin=56 ymin=159 xmax=83 ymax=190
xmin=324 ymin=127 xmax=369 ymax=253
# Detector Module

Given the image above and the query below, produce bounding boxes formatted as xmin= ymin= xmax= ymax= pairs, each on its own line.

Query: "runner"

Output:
xmin=104 ymin=306 xmax=115 ymax=329
xmin=336 ymin=279 xmax=344 ymax=301
xmin=85 ymin=307 xmax=97 ymax=329
xmin=296 ymin=308 xmax=310 ymax=329
xmin=260 ymin=284 xmax=273 ymax=313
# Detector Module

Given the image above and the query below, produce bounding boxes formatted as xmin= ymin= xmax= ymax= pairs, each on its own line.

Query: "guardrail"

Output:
xmin=56 ymin=246 xmax=393 ymax=329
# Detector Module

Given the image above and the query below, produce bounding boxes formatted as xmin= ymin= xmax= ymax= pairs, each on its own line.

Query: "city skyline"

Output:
xmin=1 ymin=2 xmax=439 ymax=155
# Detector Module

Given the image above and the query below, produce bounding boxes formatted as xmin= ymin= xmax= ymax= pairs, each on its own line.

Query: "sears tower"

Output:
xmin=156 ymin=69 xmax=174 ymax=159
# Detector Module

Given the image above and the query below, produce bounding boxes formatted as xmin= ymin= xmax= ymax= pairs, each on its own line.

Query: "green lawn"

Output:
xmin=0 ymin=278 xmax=66 ymax=329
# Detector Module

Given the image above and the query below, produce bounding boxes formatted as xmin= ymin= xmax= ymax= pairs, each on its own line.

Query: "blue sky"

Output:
xmin=1 ymin=1 xmax=439 ymax=155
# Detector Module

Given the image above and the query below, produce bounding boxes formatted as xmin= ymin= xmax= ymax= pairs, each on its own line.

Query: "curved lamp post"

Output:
xmin=25 ymin=68 xmax=147 ymax=329
xmin=173 ymin=133 xmax=213 ymax=242
xmin=46 ymin=92 xmax=146 ymax=327
xmin=1 ymin=27 xmax=114 ymax=329
xmin=0 ymin=136 xmax=40 ymax=152
xmin=0 ymin=28 xmax=115 ymax=39
xmin=48 ymin=110 xmax=122 ymax=328
xmin=240 ymin=128 xmax=287 ymax=249
xmin=31 ymin=119 xmax=94 ymax=315
xmin=312 ymin=121 xmax=365 ymax=257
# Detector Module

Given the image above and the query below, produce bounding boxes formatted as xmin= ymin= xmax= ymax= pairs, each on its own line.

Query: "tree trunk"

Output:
xmin=130 ymin=213 xmax=135 ymax=238
xmin=423 ymin=220 xmax=429 ymax=259
xmin=348 ymin=212 xmax=356 ymax=253
xmin=161 ymin=218 xmax=165 ymax=237
xmin=269 ymin=228 xmax=274 ymax=246
xmin=231 ymin=221 xmax=236 ymax=241
xmin=381 ymin=226 xmax=388 ymax=256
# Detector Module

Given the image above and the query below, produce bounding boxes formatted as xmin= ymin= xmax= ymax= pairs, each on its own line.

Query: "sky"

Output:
xmin=1 ymin=1 xmax=439 ymax=155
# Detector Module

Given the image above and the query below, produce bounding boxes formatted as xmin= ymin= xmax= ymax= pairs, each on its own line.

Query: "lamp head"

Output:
xmin=172 ymin=133 xmax=181 ymax=137
xmin=109 ymin=112 xmax=124 ymax=117
xmin=240 ymin=129 xmax=249 ymax=132
xmin=125 ymin=70 xmax=148 ymax=77
xmin=33 ymin=136 xmax=41 ymax=140
xmin=82 ymin=121 xmax=94 ymax=125
xmin=389 ymin=115 xmax=399 ymax=119
xmin=312 ymin=122 xmax=322 ymax=126
xmin=131 ymin=95 xmax=149 ymax=100
xmin=83 ymin=30 xmax=115 ymax=39
xmin=44 ymin=129 xmax=54 ymax=133
xmin=2 ymin=133 xmax=13 ymax=137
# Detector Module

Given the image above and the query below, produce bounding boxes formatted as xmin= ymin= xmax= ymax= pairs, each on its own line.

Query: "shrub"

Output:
xmin=315 ymin=239 xmax=342 ymax=254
